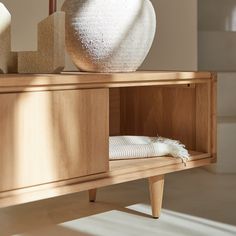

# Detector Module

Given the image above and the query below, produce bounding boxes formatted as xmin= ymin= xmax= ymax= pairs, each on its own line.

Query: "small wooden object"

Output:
xmin=0 ymin=72 xmax=217 ymax=219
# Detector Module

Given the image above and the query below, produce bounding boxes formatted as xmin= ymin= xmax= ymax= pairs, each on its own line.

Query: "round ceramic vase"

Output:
xmin=62 ymin=0 xmax=156 ymax=72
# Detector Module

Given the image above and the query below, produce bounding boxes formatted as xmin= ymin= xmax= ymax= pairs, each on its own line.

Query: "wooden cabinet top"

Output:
xmin=0 ymin=71 xmax=213 ymax=92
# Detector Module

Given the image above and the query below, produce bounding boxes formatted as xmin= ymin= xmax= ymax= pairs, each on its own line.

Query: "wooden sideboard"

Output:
xmin=0 ymin=72 xmax=217 ymax=218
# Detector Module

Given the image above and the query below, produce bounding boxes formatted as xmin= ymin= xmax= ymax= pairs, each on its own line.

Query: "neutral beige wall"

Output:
xmin=1 ymin=0 xmax=198 ymax=71
xmin=218 ymin=73 xmax=236 ymax=116
xmin=142 ymin=0 xmax=198 ymax=71
xmin=198 ymin=0 xmax=236 ymax=71
xmin=1 ymin=0 xmax=77 ymax=70
xmin=1 ymin=0 xmax=48 ymax=51
xmin=198 ymin=0 xmax=236 ymax=31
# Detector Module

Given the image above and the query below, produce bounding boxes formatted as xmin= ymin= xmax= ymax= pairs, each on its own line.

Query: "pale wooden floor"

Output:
xmin=1 ymin=168 xmax=236 ymax=236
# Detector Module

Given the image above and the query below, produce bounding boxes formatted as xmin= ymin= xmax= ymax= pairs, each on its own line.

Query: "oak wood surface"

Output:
xmin=211 ymin=75 xmax=217 ymax=159
xmin=0 ymin=89 xmax=109 ymax=192
xmin=0 ymin=72 xmax=211 ymax=92
xmin=118 ymin=86 xmax=197 ymax=150
xmin=148 ymin=175 xmax=164 ymax=219
xmin=0 ymin=152 xmax=214 ymax=208
xmin=0 ymin=151 xmax=208 ymax=199
xmin=109 ymin=88 xmax=120 ymax=135
xmin=110 ymin=80 xmax=214 ymax=154
xmin=196 ymin=82 xmax=211 ymax=153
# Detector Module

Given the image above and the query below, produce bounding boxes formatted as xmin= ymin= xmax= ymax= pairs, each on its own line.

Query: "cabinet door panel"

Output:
xmin=0 ymin=89 xmax=109 ymax=192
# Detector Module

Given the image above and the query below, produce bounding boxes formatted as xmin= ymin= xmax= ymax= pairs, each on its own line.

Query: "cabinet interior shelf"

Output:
xmin=109 ymin=151 xmax=212 ymax=176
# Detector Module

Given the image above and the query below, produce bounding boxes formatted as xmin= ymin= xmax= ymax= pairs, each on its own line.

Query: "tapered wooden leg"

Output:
xmin=148 ymin=175 xmax=164 ymax=219
xmin=89 ymin=189 xmax=97 ymax=202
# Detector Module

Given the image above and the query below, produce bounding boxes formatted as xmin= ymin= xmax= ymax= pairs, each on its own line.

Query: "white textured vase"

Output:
xmin=62 ymin=0 xmax=156 ymax=72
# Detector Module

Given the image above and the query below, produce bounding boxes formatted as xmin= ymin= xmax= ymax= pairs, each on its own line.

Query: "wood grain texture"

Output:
xmin=110 ymin=81 xmax=214 ymax=154
xmin=0 ymin=151 xmax=208 ymax=199
xmin=0 ymin=153 xmax=214 ymax=208
xmin=211 ymin=73 xmax=217 ymax=159
xmin=0 ymin=72 xmax=211 ymax=92
xmin=196 ymin=82 xmax=211 ymax=153
xmin=0 ymin=89 xmax=109 ymax=192
xmin=119 ymin=85 xmax=196 ymax=150
xmin=148 ymin=175 xmax=164 ymax=219
xmin=109 ymin=88 xmax=121 ymax=135
xmin=109 ymin=151 xmax=211 ymax=177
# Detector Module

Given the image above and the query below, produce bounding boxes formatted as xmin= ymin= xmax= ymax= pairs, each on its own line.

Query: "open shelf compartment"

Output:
xmin=109 ymin=80 xmax=215 ymax=170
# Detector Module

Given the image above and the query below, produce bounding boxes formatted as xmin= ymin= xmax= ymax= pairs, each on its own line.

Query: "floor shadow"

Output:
xmin=0 ymin=179 xmax=149 ymax=235
xmin=17 ymin=225 xmax=95 ymax=236
xmin=1 ymin=169 xmax=236 ymax=235
xmin=162 ymin=169 xmax=236 ymax=226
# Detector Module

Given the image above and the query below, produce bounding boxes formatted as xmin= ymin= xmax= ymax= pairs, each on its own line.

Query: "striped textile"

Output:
xmin=109 ymin=136 xmax=190 ymax=163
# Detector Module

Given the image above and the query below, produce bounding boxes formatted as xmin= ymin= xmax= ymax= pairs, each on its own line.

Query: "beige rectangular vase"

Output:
xmin=18 ymin=11 xmax=65 ymax=74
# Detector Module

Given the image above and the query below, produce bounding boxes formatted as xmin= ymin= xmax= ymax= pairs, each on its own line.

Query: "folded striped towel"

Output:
xmin=109 ymin=136 xmax=190 ymax=164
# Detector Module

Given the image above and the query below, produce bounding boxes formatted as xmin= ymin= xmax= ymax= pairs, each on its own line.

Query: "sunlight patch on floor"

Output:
xmin=61 ymin=205 xmax=236 ymax=236
xmin=17 ymin=204 xmax=236 ymax=236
